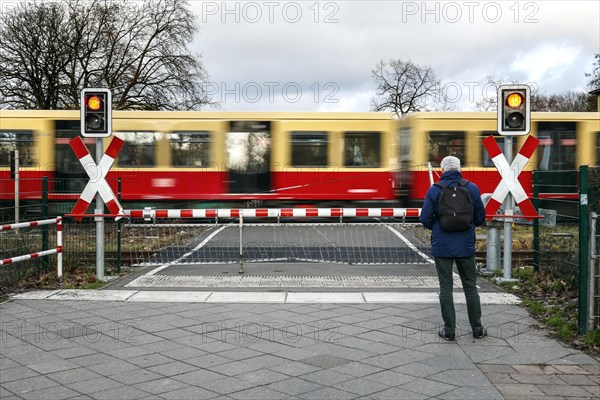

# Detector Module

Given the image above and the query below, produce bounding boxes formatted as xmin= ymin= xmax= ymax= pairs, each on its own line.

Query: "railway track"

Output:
xmin=70 ymin=250 xmax=539 ymax=268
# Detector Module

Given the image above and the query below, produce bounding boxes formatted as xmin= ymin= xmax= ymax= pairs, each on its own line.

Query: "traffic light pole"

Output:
xmin=499 ymin=135 xmax=518 ymax=283
xmin=96 ymin=138 xmax=105 ymax=281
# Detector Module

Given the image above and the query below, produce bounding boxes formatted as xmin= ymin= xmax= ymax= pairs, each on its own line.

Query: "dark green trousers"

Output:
xmin=434 ymin=256 xmax=483 ymax=335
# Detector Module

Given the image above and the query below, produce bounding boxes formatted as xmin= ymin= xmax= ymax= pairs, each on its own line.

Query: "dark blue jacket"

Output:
xmin=419 ymin=170 xmax=486 ymax=257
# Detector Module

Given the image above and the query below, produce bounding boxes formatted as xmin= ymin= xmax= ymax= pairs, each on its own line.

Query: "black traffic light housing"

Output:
xmin=497 ymin=84 xmax=530 ymax=135
xmin=80 ymin=88 xmax=112 ymax=137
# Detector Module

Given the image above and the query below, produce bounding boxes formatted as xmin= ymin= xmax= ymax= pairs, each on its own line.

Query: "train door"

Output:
xmin=226 ymin=121 xmax=271 ymax=193
xmin=54 ymin=120 xmax=94 ymax=193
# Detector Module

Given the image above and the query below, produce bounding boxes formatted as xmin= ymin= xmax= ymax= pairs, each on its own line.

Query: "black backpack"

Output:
xmin=434 ymin=179 xmax=473 ymax=232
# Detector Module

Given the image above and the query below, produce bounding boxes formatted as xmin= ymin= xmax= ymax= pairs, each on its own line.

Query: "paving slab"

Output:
xmin=2 ymin=297 xmax=599 ymax=400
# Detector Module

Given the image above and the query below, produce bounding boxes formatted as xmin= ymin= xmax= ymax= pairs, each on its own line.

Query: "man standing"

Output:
xmin=420 ymin=156 xmax=487 ymax=341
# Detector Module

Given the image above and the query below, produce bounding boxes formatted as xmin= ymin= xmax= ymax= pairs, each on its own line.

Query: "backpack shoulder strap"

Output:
xmin=434 ymin=181 xmax=448 ymax=189
xmin=459 ymin=179 xmax=470 ymax=187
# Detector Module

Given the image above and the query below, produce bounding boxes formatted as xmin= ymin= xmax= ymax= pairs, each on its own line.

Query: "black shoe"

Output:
xmin=473 ymin=328 xmax=487 ymax=339
xmin=438 ymin=329 xmax=455 ymax=341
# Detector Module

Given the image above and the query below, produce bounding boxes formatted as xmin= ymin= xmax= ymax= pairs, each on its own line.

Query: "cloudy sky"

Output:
xmin=191 ymin=0 xmax=599 ymax=112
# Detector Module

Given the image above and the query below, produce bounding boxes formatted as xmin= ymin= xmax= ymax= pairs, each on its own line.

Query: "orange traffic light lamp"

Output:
xmin=80 ymin=88 xmax=112 ymax=137
xmin=497 ymin=85 xmax=530 ymax=135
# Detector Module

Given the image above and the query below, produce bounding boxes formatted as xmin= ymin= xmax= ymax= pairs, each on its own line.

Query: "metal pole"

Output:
xmin=486 ymin=221 xmax=501 ymax=272
xmin=239 ymin=214 xmax=244 ymax=274
xmin=14 ymin=150 xmax=19 ymax=223
xmin=117 ymin=178 xmax=122 ymax=274
xmin=533 ymin=170 xmax=540 ymax=272
xmin=96 ymin=138 xmax=105 ymax=281
xmin=427 ymin=162 xmax=434 ymax=186
xmin=578 ymin=165 xmax=590 ymax=333
xmin=500 ymin=135 xmax=517 ymax=282
xmin=42 ymin=176 xmax=49 ymax=269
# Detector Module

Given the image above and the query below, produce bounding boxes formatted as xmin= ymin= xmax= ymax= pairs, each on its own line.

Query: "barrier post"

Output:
xmin=117 ymin=178 xmax=122 ymax=273
xmin=533 ymin=170 xmax=540 ymax=272
xmin=57 ymin=217 xmax=63 ymax=277
xmin=239 ymin=214 xmax=244 ymax=274
xmin=42 ymin=176 xmax=49 ymax=269
xmin=13 ymin=150 xmax=19 ymax=223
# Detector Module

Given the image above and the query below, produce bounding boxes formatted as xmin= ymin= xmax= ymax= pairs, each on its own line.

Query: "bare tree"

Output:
xmin=586 ymin=53 xmax=600 ymax=91
xmin=370 ymin=59 xmax=451 ymax=117
xmin=0 ymin=0 xmax=212 ymax=110
xmin=476 ymin=75 xmax=595 ymax=112
xmin=475 ymin=75 xmax=530 ymax=111
xmin=531 ymin=91 xmax=596 ymax=112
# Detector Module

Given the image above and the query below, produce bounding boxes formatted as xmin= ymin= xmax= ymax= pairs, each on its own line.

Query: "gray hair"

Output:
xmin=440 ymin=156 xmax=461 ymax=172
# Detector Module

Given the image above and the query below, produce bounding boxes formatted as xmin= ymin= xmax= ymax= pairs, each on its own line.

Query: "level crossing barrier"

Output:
xmin=0 ymin=218 xmax=63 ymax=277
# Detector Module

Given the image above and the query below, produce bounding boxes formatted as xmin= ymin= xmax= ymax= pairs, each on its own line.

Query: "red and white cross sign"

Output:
xmin=482 ymin=135 xmax=540 ymax=221
xmin=69 ymin=136 xmax=124 ymax=221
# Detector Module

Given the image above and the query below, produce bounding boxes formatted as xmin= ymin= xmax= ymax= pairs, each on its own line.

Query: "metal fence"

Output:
xmin=590 ymin=212 xmax=599 ymax=331
xmin=532 ymin=169 xmax=579 ymax=277
xmin=532 ymin=166 xmax=600 ymax=333
xmin=586 ymin=167 xmax=600 ymax=331
xmin=0 ymin=177 xmax=121 ymax=286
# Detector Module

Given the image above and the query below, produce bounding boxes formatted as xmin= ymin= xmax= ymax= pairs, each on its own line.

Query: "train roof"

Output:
xmin=402 ymin=111 xmax=600 ymax=121
xmin=0 ymin=110 xmax=393 ymax=120
xmin=1 ymin=110 xmax=597 ymax=122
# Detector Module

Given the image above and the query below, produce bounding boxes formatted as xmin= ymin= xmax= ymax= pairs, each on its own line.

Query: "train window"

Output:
xmin=480 ymin=131 xmax=517 ymax=167
xmin=399 ymin=127 xmax=411 ymax=163
xmin=291 ymin=132 xmax=328 ymax=167
xmin=0 ymin=130 xmax=35 ymax=167
xmin=537 ymin=122 xmax=576 ymax=171
xmin=169 ymin=131 xmax=210 ymax=167
xmin=596 ymin=132 xmax=600 ymax=166
xmin=428 ymin=131 xmax=465 ymax=167
xmin=227 ymin=121 xmax=271 ymax=193
xmin=115 ymin=131 xmax=159 ymax=167
xmin=344 ymin=132 xmax=380 ymax=167
xmin=55 ymin=121 xmax=95 ymax=193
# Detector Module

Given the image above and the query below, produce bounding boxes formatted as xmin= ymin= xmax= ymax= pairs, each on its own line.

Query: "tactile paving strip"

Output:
xmin=125 ymin=274 xmax=462 ymax=289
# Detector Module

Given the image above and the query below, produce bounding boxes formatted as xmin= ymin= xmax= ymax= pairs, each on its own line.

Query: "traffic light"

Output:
xmin=497 ymin=84 xmax=530 ymax=135
xmin=80 ymin=88 xmax=112 ymax=137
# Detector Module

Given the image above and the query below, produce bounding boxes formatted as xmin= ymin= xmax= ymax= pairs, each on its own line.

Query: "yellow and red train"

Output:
xmin=0 ymin=110 xmax=598 ymax=206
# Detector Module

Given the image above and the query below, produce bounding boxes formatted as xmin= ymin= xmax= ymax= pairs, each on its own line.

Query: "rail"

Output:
xmin=0 ymin=217 xmax=63 ymax=277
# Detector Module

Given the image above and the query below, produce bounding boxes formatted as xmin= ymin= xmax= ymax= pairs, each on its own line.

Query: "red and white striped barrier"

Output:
xmin=1 ymin=218 xmax=61 ymax=232
xmin=482 ymin=135 xmax=539 ymax=221
xmin=125 ymin=208 xmax=422 ymax=219
xmin=1 ymin=217 xmax=63 ymax=277
xmin=69 ymin=136 xmax=124 ymax=221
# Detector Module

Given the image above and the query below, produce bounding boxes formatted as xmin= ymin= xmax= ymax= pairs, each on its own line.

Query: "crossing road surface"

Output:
xmin=115 ymin=222 xmax=498 ymax=293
